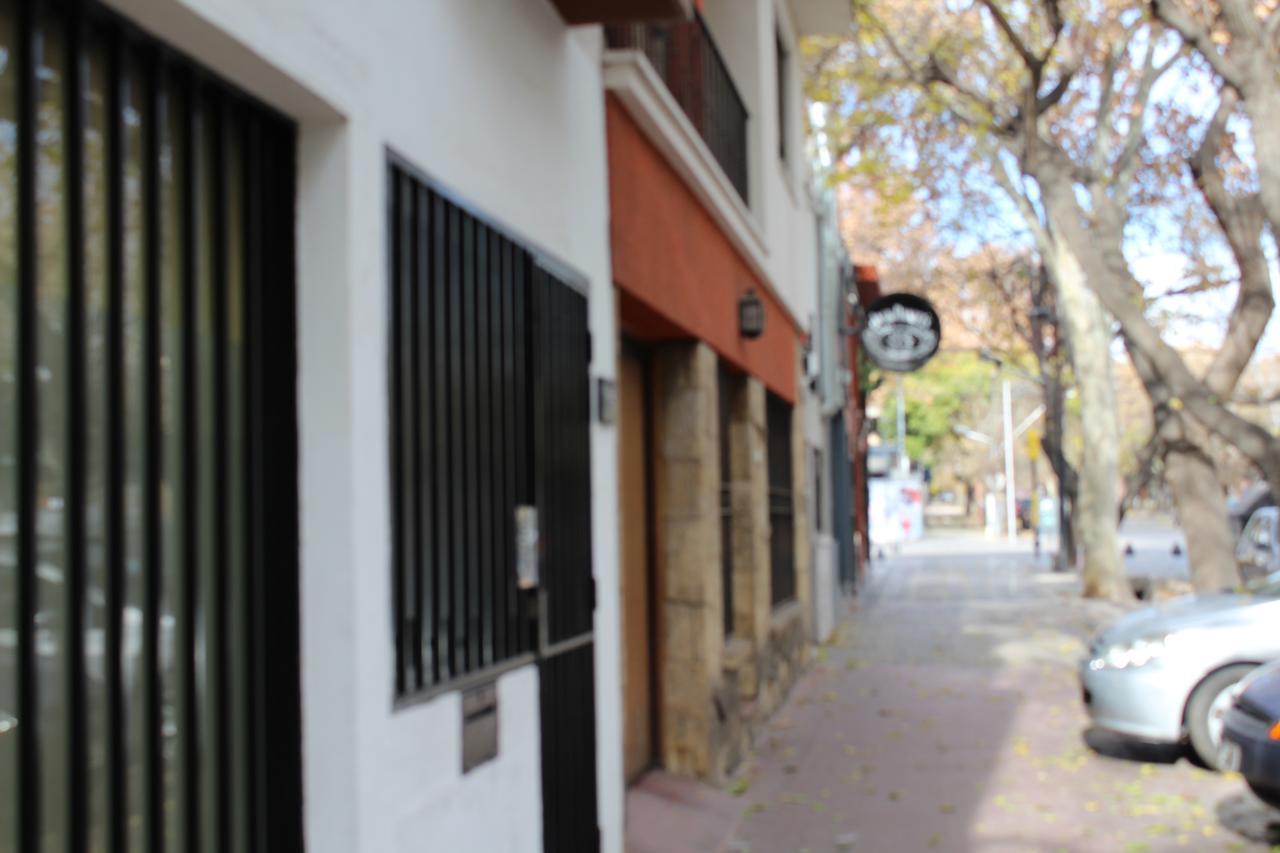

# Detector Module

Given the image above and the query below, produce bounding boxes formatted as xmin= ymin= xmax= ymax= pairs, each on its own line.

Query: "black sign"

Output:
xmin=860 ymin=293 xmax=941 ymax=372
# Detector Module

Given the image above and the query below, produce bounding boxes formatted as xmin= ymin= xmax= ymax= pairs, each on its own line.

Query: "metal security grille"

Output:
xmin=718 ymin=363 xmax=734 ymax=637
xmin=388 ymin=155 xmax=599 ymax=847
xmin=0 ymin=1 xmax=302 ymax=850
xmin=387 ymin=160 xmax=540 ymax=697
xmin=539 ymin=641 xmax=598 ymax=853
xmin=531 ymin=269 xmax=598 ymax=853
xmin=768 ymin=393 xmax=796 ymax=606
xmin=532 ymin=268 xmax=594 ymax=649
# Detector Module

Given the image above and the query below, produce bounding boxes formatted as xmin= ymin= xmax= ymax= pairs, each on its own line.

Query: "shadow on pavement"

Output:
xmin=1081 ymin=726 xmax=1187 ymax=765
xmin=1216 ymin=790 xmax=1280 ymax=845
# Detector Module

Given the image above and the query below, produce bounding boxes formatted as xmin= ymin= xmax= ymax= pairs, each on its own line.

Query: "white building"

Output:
xmin=0 ymin=0 xmax=849 ymax=851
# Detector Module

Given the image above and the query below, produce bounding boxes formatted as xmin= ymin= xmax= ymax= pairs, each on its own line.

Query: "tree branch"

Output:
xmin=1266 ymin=7 xmax=1280 ymax=48
xmin=979 ymin=0 xmax=1042 ymax=73
xmin=1150 ymin=0 xmax=1246 ymax=86
xmin=1113 ymin=43 xmax=1183 ymax=201
xmin=1190 ymin=90 xmax=1276 ymax=398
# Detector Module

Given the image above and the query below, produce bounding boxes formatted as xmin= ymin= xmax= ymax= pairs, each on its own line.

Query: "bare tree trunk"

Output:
xmin=1164 ymin=445 xmax=1238 ymax=593
xmin=1047 ymin=241 xmax=1130 ymax=600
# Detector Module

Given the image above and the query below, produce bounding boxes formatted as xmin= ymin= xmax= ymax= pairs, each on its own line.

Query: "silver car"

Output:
xmin=1236 ymin=506 xmax=1280 ymax=583
xmin=1080 ymin=574 xmax=1280 ymax=768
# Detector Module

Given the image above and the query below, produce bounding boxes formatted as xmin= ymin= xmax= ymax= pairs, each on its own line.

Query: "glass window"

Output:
xmin=83 ymin=33 xmax=111 ymax=853
xmin=34 ymin=19 xmax=70 ymax=849
xmin=0 ymin=6 xmax=18 ymax=851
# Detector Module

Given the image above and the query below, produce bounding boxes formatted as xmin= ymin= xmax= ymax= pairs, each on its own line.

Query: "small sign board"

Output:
xmin=860 ymin=293 xmax=941 ymax=373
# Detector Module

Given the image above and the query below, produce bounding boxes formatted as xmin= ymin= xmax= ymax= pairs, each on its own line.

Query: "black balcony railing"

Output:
xmin=606 ymin=15 xmax=750 ymax=205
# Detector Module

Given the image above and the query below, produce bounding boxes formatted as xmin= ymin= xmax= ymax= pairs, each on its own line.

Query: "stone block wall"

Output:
xmin=652 ymin=343 xmax=723 ymax=779
xmin=649 ymin=342 xmax=813 ymax=784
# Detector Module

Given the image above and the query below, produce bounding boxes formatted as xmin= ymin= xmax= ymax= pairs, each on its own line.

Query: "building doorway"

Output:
xmin=619 ymin=340 xmax=657 ymax=783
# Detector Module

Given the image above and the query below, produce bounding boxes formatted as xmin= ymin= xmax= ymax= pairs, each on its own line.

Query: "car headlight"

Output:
xmin=1089 ymin=636 xmax=1167 ymax=670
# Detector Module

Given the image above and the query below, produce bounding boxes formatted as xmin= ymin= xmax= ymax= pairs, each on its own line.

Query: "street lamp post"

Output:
xmin=979 ymin=349 xmax=1019 ymax=544
xmin=1002 ymin=377 xmax=1016 ymax=544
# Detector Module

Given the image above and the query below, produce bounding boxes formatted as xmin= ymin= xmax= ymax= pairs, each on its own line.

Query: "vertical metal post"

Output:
xmin=1003 ymin=378 xmax=1015 ymax=544
xmin=1031 ymin=444 xmax=1040 ymax=557
xmin=895 ymin=375 xmax=906 ymax=476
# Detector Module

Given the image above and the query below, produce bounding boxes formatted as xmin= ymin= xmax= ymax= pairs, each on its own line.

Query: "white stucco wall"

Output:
xmin=700 ymin=0 xmax=819 ymax=333
xmin=99 ymin=1 xmax=623 ymax=851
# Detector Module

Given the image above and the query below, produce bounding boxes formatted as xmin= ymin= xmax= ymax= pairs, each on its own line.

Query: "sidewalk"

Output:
xmin=626 ymin=538 xmax=1278 ymax=852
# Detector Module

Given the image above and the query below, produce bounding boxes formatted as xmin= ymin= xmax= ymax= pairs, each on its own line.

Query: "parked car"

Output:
xmin=1221 ymin=658 xmax=1280 ymax=808
xmin=1236 ymin=506 xmax=1280 ymax=585
xmin=1080 ymin=573 xmax=1280 ymax=768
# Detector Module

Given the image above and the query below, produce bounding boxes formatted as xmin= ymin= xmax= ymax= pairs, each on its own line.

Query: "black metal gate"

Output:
xmin=533 ymin=269 xmax=599 ymax=853
xmin=768 ymin=393 xmax=796 ymax=605
xmin=1 ymin=0 xmax=301 ymax=849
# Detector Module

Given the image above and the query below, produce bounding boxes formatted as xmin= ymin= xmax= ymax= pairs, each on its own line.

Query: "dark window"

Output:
xmin=776 ymin=27 xmax=789 ymax=162
xmin=388 ymin=160 xmax=544 ymax=698
xmin=2 ymin=2 xmax=301 ymax=850
xmin=768 ymin=393 xmax=795 ymax=605
xmin=813 ymin=448 xmax=824 ymax=533
xmin=718 ymin=362 xmax=735 ymax=637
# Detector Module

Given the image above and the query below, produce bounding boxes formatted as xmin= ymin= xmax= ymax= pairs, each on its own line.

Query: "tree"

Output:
xmin=812 ymin=0 xmax=1134 ymax=597
xmin=810 ymin=0 xmax=1278 ymax=594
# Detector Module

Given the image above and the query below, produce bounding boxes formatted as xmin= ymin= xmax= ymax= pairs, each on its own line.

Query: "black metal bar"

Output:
xmin=15 ymin=0 xmax=39 ymax=846
xmin=220 ymin=99 xmax=249 ymax=853
xmin=431 ymin=191 xmax=450 ymax=685
xmin=448 ymin=204 xmax=465 ymax=674
xmin=767 ymin=394 xmax=795 ymax=605
xmin=105 ymin=22 xmax=127 ymax=853
xmin=387 ymin=167 xmax=404 ymax=695
xmin=210 ymin=90 xmax=232 ymax=853
xmin=180 ymin=65 xmax=200 ymax=853
xmin=488 ymin=230 xmax=505 ymax=664
xmin=399 ymin=169 xmax=419 ymax=686
xmin=397 ymin=169 xmax=417 ymax=693
xmin=415 ymin=184 xmax=434 ymax=687
xmin=462 ymin=214 xmax=478 ymax=671
xmin=531 ymin=267 xmax=548 ymax=649
xmin=514 ymin=250 xmax=531 ymax=652
xmin=142 ymin=47 xmax=164 ymax=853
xmin=65 ymin=1 xmax=89 ymax=845
xmin=501 ymin=240 xmax=516 ymax=660
xmin=475 ymin=224 xmax=493 ymax=669
xmin=242 ymin=108 xmax=265 ymax=853
xmin=258 ymin=115 xmax=303 ymax=853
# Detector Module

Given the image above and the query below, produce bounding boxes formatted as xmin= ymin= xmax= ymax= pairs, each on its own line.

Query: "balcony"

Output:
xmin=605 ymin=15 xmax=749 ymax=205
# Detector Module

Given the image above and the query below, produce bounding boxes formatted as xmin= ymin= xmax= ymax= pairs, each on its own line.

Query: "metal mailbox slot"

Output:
xmin=462 ymin=682 xmax=499 ymax=773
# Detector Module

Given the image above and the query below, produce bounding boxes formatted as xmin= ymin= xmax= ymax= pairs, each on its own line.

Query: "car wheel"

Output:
xmin=1247 ymin=780 xmax=1280 ymax=810
xmin=1186 ymin=664 xmax=1256 ymax=770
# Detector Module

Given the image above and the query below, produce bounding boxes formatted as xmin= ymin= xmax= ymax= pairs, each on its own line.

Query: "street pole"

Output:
xmin=896 ymin=375 xmax=907 ymax=476
xmin=1030 ymin=441 xmax=1040 ymax=556
xmin=1003 ymin=377 xmax=1016 ymax=543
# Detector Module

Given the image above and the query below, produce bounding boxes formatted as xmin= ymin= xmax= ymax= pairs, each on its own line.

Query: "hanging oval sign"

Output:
xmin=860 ymin=292 xmax=941 ymax=372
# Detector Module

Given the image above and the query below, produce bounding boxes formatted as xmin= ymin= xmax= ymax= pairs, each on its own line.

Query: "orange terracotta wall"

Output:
xmin=606 ymin=94 xmax=799 ymax=403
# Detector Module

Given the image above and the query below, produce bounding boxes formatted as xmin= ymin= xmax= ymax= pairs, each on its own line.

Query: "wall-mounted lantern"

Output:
xmin=739 ymin=289 xmax=765 ymax=339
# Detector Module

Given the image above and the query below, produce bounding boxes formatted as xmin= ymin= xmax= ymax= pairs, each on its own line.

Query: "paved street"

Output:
xmin=724 ymin=534 xmax=1279 ymax=853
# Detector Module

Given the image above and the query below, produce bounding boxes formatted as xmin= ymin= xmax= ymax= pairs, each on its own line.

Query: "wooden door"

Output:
xmin=619 ymin=346 xmax=653 ymax=783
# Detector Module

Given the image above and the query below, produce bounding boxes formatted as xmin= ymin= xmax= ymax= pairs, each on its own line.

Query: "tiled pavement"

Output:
xmin=629 ymin=533 xmax=1280 ymax=853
